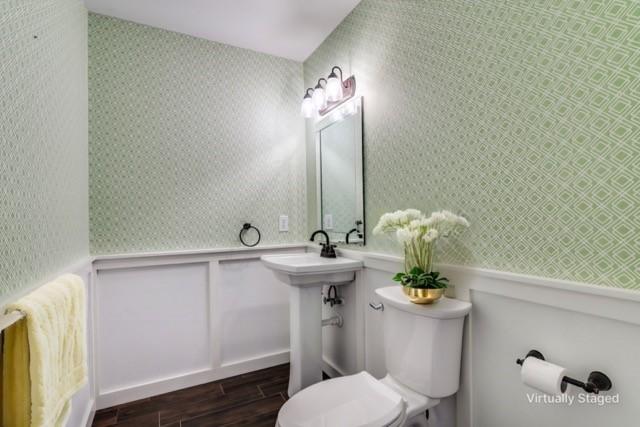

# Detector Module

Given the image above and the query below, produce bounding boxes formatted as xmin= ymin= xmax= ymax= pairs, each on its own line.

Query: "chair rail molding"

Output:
xmin=335 ymin=246 xmax=640 ymax=321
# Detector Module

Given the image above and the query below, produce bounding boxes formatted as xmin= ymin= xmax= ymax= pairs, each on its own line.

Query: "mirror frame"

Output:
xmin=313 ymin=97 xmax=364 ymax=245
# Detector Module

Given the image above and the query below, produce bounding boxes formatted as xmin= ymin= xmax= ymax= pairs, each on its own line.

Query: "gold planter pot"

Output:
xmin=402 ymin=287 xmax=444 ymax=304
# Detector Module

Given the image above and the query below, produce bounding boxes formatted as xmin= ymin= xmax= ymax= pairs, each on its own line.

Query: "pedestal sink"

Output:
xmin=261 ymin=253 xmax=362 ymax=396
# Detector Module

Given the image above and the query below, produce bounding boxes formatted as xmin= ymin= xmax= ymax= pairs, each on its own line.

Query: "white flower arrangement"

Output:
xmin=373 ymin=209 xmax=469 ymax=288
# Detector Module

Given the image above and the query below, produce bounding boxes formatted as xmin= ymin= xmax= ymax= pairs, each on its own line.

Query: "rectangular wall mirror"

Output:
xmin=314 ymin=97 xmax=364 ymax=245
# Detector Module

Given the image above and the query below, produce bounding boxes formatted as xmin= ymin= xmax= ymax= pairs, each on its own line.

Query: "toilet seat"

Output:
xmin=277 ymin=372 xmax=406 ymax=427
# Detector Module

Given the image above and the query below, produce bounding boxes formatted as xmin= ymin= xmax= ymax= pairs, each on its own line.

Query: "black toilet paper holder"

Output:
xmin=516 ymin=350 xmax=612 ymax=394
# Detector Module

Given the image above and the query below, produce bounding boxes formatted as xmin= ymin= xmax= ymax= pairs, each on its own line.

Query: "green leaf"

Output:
xmin=392 ymin=272 xmax=405 ymax=282
xmin=409 ymin=266 xmax=425 ymax=275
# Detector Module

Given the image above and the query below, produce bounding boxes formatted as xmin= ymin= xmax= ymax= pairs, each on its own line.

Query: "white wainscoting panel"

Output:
xmin=96 ymin=263 xmax=211 ymax=396
xmin=361 ymin=267 xmax=391 ymax=379
xmin=217 ymin=258 xmax=289 ymax=366
xmin=93 ymin=245 xmax=304 ymax=409
xmin=321 ymin=281 xmax=358 ymax=376
xmin=471 ymin=291 xmax=640 ymax=427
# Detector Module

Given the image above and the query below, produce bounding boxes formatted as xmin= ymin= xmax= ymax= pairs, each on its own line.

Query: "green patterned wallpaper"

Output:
xmin=0 ymin=0 xmax=89 ymax=302
xmin=304 ymin=0 xmax=639 ymax=289
xmin=88 ymin=15 xmax=307 ymax=254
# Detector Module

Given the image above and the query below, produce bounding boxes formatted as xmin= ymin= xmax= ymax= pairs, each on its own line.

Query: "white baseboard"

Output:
xmin=322 ymin=357 xmax=347 ymax=378
xmin=96 ymin=351 xmax=289 ymax=409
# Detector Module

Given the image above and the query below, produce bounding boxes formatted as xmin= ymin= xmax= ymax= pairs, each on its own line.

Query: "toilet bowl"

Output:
xmin=277 ymin=371 xmax=439 ymax=427
xmin=276 ymin=286 xmax=471 ymax=427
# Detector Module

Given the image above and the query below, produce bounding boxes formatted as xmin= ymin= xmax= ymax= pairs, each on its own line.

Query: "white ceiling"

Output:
xmin=85 ymin=0 xmax=362 ymax=61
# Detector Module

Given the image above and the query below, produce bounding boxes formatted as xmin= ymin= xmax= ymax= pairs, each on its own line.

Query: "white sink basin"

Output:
xmin=261 ymin=253 xmax=362 ymax=287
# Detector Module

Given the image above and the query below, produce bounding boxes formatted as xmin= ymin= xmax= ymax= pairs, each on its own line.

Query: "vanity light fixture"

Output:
xmin=301 ymin=66 xmax=356 ymax=118
xmin=312 ymin=78 xmax=327 ymax=109
xmin=301 ymin=88 xmax=314 ymax=118
xmin=325 ymin=67 xmax=344 ymax=101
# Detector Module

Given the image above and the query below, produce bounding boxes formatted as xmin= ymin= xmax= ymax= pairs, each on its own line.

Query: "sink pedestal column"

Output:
xmin=260 ymin=253 xmax=363 ymax=397
xmin=288 ymin=286 xmax=323 ymax=397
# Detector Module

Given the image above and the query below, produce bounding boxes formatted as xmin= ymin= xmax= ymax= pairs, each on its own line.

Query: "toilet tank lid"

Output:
xmin=375 ymin=286 xmax=471 ymax=319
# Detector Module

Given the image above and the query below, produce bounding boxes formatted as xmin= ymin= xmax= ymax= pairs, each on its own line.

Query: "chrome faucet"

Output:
xmin=310 ymin=230 xmax=337 ymax=258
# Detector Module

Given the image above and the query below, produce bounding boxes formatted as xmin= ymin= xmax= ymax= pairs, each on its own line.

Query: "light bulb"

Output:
xmin=312 ymin=86 xmax=326 ymax=109
xmin=301 ymin=95 xmax=314 ymax=118
xmin=326 ymin=75 xmax=343 ymax=101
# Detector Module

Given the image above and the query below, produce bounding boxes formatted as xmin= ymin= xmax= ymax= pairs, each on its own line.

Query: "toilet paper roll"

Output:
xmin=520 ymin=357 xmax=567 ymax=395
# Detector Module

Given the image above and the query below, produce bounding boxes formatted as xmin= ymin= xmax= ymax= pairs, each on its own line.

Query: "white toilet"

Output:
xmin=276 ymin=285 xmax=472 ymax=427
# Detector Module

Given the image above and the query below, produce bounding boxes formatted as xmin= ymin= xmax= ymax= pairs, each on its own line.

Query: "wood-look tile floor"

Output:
xmin=92 ymin=363 xmax=291 ymax=427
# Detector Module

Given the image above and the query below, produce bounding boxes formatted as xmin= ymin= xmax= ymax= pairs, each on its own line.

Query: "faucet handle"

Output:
xmin=325 ymin=244 xmax=337 ymax=258
xmin=318 ymin=242 xmax=328 ymax=256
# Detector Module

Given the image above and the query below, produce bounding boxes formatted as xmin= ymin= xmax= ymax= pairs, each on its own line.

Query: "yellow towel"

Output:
xmin=2 ymin=274 xmax=88 ymax=427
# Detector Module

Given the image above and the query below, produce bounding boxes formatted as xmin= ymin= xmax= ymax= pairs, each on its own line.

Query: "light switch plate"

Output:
xmin=279 ymin=215 xmax=289 ymax=232
xmin=323 ymin=214 xmax=334 ymax=230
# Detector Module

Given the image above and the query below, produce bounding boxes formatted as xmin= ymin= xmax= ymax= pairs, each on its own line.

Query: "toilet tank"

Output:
xmin=375 ymin=286 xmax=471 ymax=398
